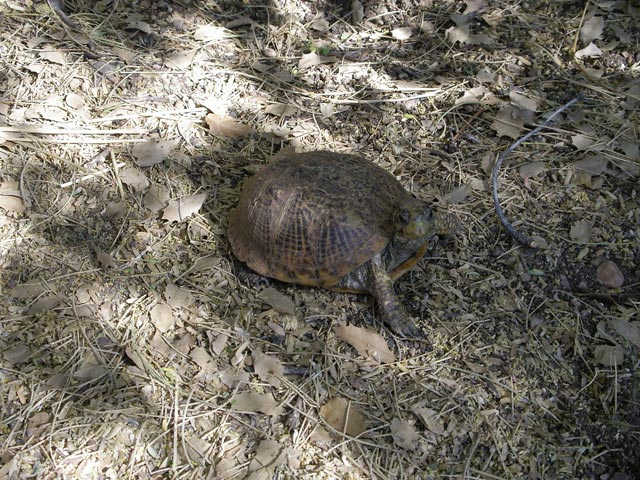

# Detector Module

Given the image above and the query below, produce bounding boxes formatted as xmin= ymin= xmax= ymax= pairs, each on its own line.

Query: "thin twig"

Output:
xmin=491 ymin=94 xmax=583 ymax=247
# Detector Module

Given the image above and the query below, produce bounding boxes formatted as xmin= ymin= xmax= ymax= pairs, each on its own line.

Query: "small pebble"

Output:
xmin=596 ymin=260 xmax=624 ymax=288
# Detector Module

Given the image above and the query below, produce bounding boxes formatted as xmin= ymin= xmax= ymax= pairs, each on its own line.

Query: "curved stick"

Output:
xmin=492 ymin=94 xmax=583 ymax=247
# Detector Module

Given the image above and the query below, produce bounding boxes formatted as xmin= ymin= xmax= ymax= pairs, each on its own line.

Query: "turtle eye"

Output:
xmin=398 ymin=209 xmax=412 ymax=225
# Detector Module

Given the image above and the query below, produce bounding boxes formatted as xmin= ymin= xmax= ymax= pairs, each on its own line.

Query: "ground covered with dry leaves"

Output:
xmin=1 ymin=0 xmax=639 ymax=479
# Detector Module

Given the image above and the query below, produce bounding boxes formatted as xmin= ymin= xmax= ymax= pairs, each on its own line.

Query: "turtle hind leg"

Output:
xmin=368 ymin=253 xmax=421 ymax=337
xmin=234 ymin=260 xmax=271 ymax=288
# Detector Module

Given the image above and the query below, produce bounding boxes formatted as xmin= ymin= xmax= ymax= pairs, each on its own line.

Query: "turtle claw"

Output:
xmin=387 ymin=316 xmax=423 ymax=338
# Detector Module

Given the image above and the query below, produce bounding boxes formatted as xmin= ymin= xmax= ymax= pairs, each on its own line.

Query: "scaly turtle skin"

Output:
xmin=228 ymin=151 xmax=458 ymax=337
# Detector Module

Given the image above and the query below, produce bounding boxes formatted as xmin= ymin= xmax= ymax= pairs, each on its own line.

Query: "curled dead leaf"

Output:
xmin=205 ymin=113 xmax=252 ymax=137
xmin=575 ymin=42 xmax=602 ymax=59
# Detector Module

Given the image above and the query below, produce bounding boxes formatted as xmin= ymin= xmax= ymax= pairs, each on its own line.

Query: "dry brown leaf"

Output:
xmin=0 ymin=181 xmax=25 ymax=213
xmin=40 ymin=50 xmax=67 ymax=65
xmin=334 ymin=325 xmax=396 ymax=363
xmin=232 ymin=392 xmax=283 ymax=416
xmin=413 ymin=407 xmax=445 ymax=435
xmin=28 ymin=412 xmax=51 ymax=429
xmin=194 ymin=25 xmax=228 ymax=41
xmin=224 ymin=14 xmax=253 ymax=27
xmin=219 ymin=366 xmax=251 ymax=389
xmin=246 ymin=440 xmax=291 ymax=480
xmin=9 ymin=282 xmax=45 ymax=299
xmin=476 ymin=67 xmax=497 ymax=84
xmin=190 ymin=347 xmax=216 ymax=373
xmin=445 ymin=184 xmax=471 ymax=203
xmin=445 ymin=24 xmax=470 ymax=44
xmin=143 ymin=185 xmax=170 ymax=212
xmin=298 ymin=52 xmax=337 ymax=69
xmin=173 ymin=332 xmax=194 ymax=356
xmin=455 ymin=86 xmax=498 ymax=106
xmin=150 ymin=303 xmax=174 ymax=332
xmin=165 ymin=50 xmax=195 ymax=69
xmin=574 ymin=155 xmax=608 ymax=175
xmin=310 ymin=425 xmax=332 ymax=446
xmin=126 ymin=19 xmax=152 ymax=33
xmin=264 ymin=103 xmax=298 ymax=117
xmin=596 ymin=260 xmax=624 ymax=288
xmin=258 ymin=287 xmax=296 ymax=315
xmin=580 ymin=16 xmax=605 ymax=45
xmin=391 ymin=27 xmax=412 ymax=40
xmin=320 ymin=397 xmax=366 ymax=437
xmin=132 ymin=139 xmax=178 ymax=167
xmin=572 ymin=134 xmax=596 ymax=150
xmin=120 ymin=167 xmax=149 ymax=192
xmin=28 ymin=294 xmax=63 ymax=314
xmin=184 ymin=434 xmax=212 ymax=459
xmin=73 ymin=365 xmax=108 ymax=382
xmin=618 ymin=137 xmax=640 ymax=160
xmin=609 ymin=319 xmax=640 ymax=349
xmin=65 ymin=92 xmax=85 ymax=110
xmin=205 ymin=113 xmax=252 ymax=137
xmin=209 ymin=332 xmax=229 ymax=356
xmin=253 ymin=351 xmax=284 ymax=388
xmin=3 ymin=345 xmax=30 ymax=364
xmin=575 ymin=42 xmax=602 ymax=59
xmin=491 ymin=104 xmax=530 ymax=139
xmin=569 ymin=220 xmax=592 ymax=243
xmin=165 ymin=283 xmax=194 ymax=308
xmin=320 ymin=103 xmax=334 ymax=118
xmin=594 ymin=345 xmax=624 ymax=367
xmin=310 ymin=19 xmax=330 ymax=31
xmin=105 ymin=201 xmax=127 ymax=219
xmin=124 ymin=347 xmax=147 ymax=371
xmin=113 ymin=47 xmax=135 ymax=63
xmin=510 ymin=91 xmax=539 ymax=111
xmin=390 ymin=418 xmax=421 ymax=450
xmin=162 ymin=193 xmax=207 ymax=222
xmin=519 ymin=161 xmax=545 ymax=180
xmin=89 ymin=60 xmax=118 ymax=83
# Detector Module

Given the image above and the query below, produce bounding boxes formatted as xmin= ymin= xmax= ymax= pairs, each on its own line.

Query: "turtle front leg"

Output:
xmin=369 ymin=253 xmax=421 ymax=337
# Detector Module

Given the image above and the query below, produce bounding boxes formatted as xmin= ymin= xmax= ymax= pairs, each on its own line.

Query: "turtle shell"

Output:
xmin=228 ymin=151 xmax=418 ymax=288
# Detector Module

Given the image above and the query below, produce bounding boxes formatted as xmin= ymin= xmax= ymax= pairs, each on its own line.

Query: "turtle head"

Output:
xmin=393 ymin=200 xmax=436 ymax=242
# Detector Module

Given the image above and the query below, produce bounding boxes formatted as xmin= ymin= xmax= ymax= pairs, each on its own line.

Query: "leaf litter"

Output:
xmin=0 ymin=1 xmax=639 ymax=479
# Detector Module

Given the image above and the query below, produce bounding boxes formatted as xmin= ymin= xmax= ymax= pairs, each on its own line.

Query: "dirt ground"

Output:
xmin=1 ymin=1 xmax=639 ymax=479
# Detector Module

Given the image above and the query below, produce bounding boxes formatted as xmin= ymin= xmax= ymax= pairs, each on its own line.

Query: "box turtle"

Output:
xmin=228 ymin=151 xmax=458 ymax=337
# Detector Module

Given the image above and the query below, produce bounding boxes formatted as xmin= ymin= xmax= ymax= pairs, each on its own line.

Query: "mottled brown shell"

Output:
xmin=228 ymin=151 xmax=415 ymax=288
